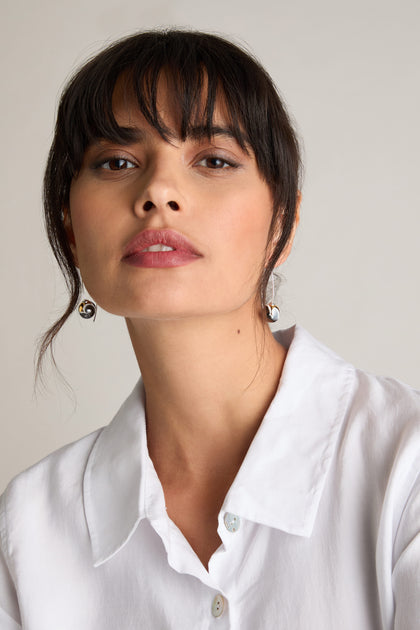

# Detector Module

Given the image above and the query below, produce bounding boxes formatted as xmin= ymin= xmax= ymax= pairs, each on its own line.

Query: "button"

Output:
xmin=211 ymin=594 xmax=225 ymax=617
xmin=224 ymin=512 xmax=240 ymax=532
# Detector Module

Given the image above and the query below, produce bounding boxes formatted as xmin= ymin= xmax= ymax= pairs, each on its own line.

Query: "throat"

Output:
xmin=163 ymin=482 xmax=225 ymax=569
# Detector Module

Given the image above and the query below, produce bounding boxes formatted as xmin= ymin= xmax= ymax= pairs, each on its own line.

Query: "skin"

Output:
xmin=66 ymin=80 xmax=299 ymax=568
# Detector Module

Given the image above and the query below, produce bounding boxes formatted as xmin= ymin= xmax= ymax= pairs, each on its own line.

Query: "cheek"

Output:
xmin=68 ymin=183 xmax=114 ymax=264
xmin=214 ymin=187 xmax=272 ymax=267
xmin=68 ymin=183 xmax=90 ymax=247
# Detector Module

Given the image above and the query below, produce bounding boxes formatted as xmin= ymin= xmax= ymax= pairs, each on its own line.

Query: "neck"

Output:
xmin=126 ymin=303 xmax=287 ymax=485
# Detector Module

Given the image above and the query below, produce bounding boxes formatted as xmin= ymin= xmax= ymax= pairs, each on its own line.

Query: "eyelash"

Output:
xmin=91 ymin=153 xmax=239 ymax=172
xmin=93 ymin=157 xmax=137 ymax=171
xmin=195 ymin=155 xmax=239 ymax=170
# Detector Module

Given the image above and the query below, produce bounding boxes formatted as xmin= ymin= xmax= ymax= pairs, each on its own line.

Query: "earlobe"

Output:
xmin=62 ymin=208 xmax=79 ymax=267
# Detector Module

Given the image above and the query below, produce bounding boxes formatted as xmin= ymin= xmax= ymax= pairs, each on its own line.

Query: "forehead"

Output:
xmin=111 ymin=70 xmax=244 ymax=144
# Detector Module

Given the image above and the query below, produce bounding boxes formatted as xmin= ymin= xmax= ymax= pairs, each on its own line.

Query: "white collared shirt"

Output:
xmin=1 ymin=326 xmax=419 ymax=629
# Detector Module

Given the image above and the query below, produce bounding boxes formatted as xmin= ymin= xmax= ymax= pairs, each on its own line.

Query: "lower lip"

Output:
xmin=123 ymin=250 xmax=201 ymax=268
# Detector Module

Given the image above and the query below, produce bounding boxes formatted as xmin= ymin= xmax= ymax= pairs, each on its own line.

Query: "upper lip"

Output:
xmin=122 ymin=229 xmax=202 ymax=258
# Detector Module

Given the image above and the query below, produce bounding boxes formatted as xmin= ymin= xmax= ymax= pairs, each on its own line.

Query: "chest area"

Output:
xmin=16 ymin=519 xmax=381 ymax=630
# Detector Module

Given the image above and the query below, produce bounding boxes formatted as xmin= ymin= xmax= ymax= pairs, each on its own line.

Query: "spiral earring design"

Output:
xmin=78 ymin=299 xmax=97 ymax=320
xmin=265 ymin=274 xmax=280 ymax=323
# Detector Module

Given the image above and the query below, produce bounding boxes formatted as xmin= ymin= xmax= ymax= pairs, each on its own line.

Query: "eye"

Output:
xmin=98 ymin=157 xmax=137 ymax=171
xmin=196 ymin=156 xmax=237 ymax=169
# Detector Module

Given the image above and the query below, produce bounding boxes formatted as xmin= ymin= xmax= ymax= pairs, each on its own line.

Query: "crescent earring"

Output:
xmin=78 ymin=299 xmax=97 ymax=320
xmin=265 ymin=274 xmax=280 ymax=323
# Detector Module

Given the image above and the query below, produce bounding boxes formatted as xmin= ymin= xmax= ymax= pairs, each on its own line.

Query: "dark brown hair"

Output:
xmin=38 ymin=29 xmax=301 ymax=374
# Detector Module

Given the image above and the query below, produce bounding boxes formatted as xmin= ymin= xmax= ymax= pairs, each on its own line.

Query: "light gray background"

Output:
xmin=1 ymin=0 xmax=419 ymax=491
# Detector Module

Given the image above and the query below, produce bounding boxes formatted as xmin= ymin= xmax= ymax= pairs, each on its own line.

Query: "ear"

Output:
xmin=273 ymin=191 xmax=301 ymax=268
xmin=62 ymin=208 xmax=79 ymax=267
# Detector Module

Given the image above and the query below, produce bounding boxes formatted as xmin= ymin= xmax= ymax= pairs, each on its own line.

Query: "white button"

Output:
xmin=224 ymin=512 xmax=240 ymax=532
xmin=211 ymin=594 xmax=225 ymax=617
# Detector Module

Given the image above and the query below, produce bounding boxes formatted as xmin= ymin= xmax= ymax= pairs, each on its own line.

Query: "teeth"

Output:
xmin=142 ymin=244 xmax=175 ymax=252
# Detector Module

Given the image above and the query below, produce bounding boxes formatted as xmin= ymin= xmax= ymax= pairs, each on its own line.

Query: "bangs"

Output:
xmin=60 ymin=31 xmax=265 ymax=174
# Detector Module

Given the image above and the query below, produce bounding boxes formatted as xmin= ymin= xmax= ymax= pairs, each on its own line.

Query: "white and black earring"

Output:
xmin=265 ymin=274 xmax=280 ymax=323
xmin=78 ymin=299 xmax=97 ymax=320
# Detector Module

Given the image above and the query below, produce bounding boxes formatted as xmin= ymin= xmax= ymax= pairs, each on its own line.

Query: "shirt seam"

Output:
xmin=305 ymin=362 xmax=356 ymax=527
xmin=0 ymin=605 xmax=21 ymax=625
xmin=0 ymin=487 xmax=11 ymax=561
xmin=140 ymin=419 xmax=148 ymax=521
xmin=82 ymin=428 xmax=105 ymax=560
xmin=391 ymin=468 xmax=420 ymax=574
xmin=0 ymin=486 xmax=20 ymax=590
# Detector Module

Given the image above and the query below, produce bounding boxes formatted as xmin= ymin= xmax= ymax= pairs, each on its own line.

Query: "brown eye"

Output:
xmin=196 ymin=156 xmax=236 ymax=169
xmin=204 ymin=157 xmax=228 ymax=169
xmin=101 ymin=158 xmax=136 ymax=170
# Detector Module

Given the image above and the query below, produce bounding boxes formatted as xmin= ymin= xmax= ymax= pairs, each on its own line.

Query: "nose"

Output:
xmin=142 ymin=199 xmax=180 ymax=212
xmin=133 ymin=157 xmax=184 ymax=217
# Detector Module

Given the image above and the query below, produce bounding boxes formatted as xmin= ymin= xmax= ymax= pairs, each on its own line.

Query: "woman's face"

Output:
xmin=67 ymin=81 xmax=278 ymax=322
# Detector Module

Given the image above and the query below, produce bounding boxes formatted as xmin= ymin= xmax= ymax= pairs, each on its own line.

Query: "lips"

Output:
xmin=122 ymin=229 xmax=202 ymax=268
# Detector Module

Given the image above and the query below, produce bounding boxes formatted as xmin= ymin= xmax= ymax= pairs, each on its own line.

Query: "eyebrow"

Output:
xmin=185 ymin=125 xmax=240 ymax=141
xmin=186 ymin=125 xmax=250 ymax=151
xmin=90 ymin=127 xmax=147 ymax=147
xmin=90 ymin=124 xmax=249 ymax=150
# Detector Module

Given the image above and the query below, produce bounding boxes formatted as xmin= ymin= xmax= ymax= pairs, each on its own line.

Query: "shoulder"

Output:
xmin=347 ymin=368 xmax=420 ymax=458
xmin=335 ymin=365 xmax=420 ymax=550
xmin=0 ymin=428 xmax=103 ymax=553
xmin=352 ymin=367 xmax=420 ymax=418
xmin=279 ymin=324 xmax=420 ymax=443
xmin=0 ymin=380 xmax=144 ymax=562
xmin=3 ymin=427 xmax=103 ymax=499
xmin=283 ymin=325 xmax=420 ymax=493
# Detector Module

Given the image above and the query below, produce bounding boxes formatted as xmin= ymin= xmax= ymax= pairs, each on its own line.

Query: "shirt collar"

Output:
xmin=223 ymin=326 xmax=355 ymax=536
xmin=83 ymin=383 xmax=149 ymax=567
xmin=83 ymin=325 xmax=355 ymax=566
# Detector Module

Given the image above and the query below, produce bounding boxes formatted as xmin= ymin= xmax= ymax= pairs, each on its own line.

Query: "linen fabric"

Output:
xmin=0 ymin=326 xmax=419 ymax=629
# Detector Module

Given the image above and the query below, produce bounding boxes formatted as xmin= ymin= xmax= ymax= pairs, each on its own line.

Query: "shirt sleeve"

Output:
xmin=0 ymin=492 xmax=22 ymax=628
xmin=392 ymin=473 xmax=420 ymax=630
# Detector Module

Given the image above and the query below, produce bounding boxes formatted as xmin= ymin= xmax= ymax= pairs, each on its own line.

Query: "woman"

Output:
xmin=0 ymin=30 xmax=418 ymax=629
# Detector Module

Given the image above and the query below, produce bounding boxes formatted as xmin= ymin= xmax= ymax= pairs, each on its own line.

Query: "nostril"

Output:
xmin=143 ymin=200 xmax=154 ymax=212
xmin=168 ymin=201 xmax=179 ymax=211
